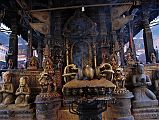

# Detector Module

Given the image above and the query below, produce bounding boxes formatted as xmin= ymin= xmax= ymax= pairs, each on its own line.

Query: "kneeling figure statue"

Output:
xmin=132 ymin=63 xmax=156 ymax=101
xmin=15 ymin=77 xmax=30 ymax=105
xmin=0 ymin=71 xmax=14 ymax=105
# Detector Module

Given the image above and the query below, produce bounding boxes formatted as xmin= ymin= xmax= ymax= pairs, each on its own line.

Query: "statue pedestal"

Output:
xmin=111 ymin=89 xmax=134 ymax=120
xmin=0 ymin=104 xmax=34 ymax=120
xmin=132 ymin=100 xmax=159 ymax=120
xmin=35 ymin=92 xmax=61 ymax=120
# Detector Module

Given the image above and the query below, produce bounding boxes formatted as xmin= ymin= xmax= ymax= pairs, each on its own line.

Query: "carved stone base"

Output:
xmin=111 ymin=116 xmax=134 ymax=120
xmin=0 ymin=104 xmax=33 ymax=119
xmin=132 ymin=107 xmax=159 ymax=120
xmin=132 ymin=100 xmax=158 ymax=108
xmin=111 ymin=90 xmax=134 ymax=120
xmin=35 ymin=92 xmax=61 ymax=120
xmin=0 ymin=109 xmax=34 ymax=120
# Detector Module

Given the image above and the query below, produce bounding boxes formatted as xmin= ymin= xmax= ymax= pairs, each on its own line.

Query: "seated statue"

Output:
xmin=125 ymin=52 xmax=135 ymax=65
xmin=38 ymin=70 xmax=53 ymax=93
xmin=110 ymin=54 xmax=118 ymax=70
xmin=0 ymin=71 xmax=14 ymax=105
xmin=113 ymin=67 xmax=126 ymax=89
xmin=43 ymin=58 xmax=54 ymax=71
xmin=132 ymin=63 xmax=156 ymax=101
xmin=27 ymin=56 xmax=39 ymax=70
xmin=15 ymin=77 xmax=30 ymax=105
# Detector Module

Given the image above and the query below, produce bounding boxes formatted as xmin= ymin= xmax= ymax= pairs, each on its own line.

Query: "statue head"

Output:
xmin=136 ymin=63 xmax=144 ymax=74
xmin=8 ymin=59 xmax=14 ymax=69
xmin=3 ymin=71 xmax=12 ymax=83
xmin=39 ymin=70 xmax=52 ymax=83
xmin=19 ymin=77 xmax=27 ymax=87
xmin=115 ymin=67 xmax=123 ymax=76
xmin=151 ymin=53 xmax=155 ymax=57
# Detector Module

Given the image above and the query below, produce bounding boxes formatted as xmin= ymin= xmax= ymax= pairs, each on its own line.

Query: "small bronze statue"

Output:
xmin=43 ymin=44 xmax=54 ymax=71
xmin=113 ymin=67 xmax=126 ymax=89
xmin=27 ymin=56 xmax=39 ymax=70
xmin=15 ymin=77 xmax=30 ymax=105
xmin=38 ymin=70 xmax=53 ymax=93
xmin=43 ymin=58 xmax=54 ymax=71
xmin=132 ymin=63 xmax=156 ymax=101
xmin=150 ymin=53 xmax=156 ymax=64
xmin=0 ymin=71 xmax=14 ymax=105
xmin=110 ymin=54 xmax=118 ymax=70
xmin=125 ymin=51 xmax=135 ymax=65
xmin=8 ymin=59 xmax=14 ymax=69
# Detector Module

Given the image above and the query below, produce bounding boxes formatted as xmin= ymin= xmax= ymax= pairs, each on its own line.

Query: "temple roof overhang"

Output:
xmin=0 ymin=0 xmax=159 ymax=48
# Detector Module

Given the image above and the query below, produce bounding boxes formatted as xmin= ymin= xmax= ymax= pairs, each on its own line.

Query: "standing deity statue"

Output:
xmin=0 ymin=71 xmax=14 ymax=105
xmin=150 ymin=53 xmax=156 ymax=64
xmin=15 ymin=77 xmax=30 ymax=105
xmin=43 ymin=44 xmax=54 ymax=71
xmin=126 ymin=52 xmax=135 ymax=65
xmin=8 ymin=59 xmax=14 ymax=69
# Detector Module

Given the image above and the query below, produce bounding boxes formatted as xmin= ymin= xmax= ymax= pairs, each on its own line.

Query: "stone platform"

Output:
xmin=132 ymin=107 xmax=159 ymax=120
xmin=35 ymin=92 xmax=61 ymax=120
xmin=0 ymin=108 xmax=34 ymax=120
xmin=0 ymin=104 xmax=34 ymax=120
xmin=111 ymin=90 xmax=134 ymax=120
xmin=133 ymin=100 xmax=158 ymax=108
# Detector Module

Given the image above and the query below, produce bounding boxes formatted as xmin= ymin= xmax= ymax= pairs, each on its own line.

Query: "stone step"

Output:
xmin=133 ymin=107 xmax=159 ymax=113
xmin=133 ymin=112 xmax=159 ymax=120
xmin=0 ymin=109 xmax=34 ymax=120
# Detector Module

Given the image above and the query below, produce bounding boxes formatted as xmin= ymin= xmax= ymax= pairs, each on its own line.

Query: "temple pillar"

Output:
xmin=142 ymin=11 xmax=155 ymax=63
xmin=27 ymin=29 xmax=33 ymax=59
xmin=37 ymin=40 xmax=43 ymax=68
xmin=52 ymin=8 xmax=63 ymax=92
xmin=7 ymin=18 xmax=18 ymax=69
xmin=119 ymin=28 xmax=125 ymax=66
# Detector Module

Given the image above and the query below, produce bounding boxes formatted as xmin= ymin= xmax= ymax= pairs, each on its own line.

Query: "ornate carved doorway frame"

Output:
xmin=63 ymin=10 xmax=98 ymax=69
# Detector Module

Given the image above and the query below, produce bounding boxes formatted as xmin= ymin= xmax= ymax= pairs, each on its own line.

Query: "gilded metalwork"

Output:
xmin=27 ymin=56 xmax=39 ymax=70
xmin=63 ymin=64 xmax=116 ymax=120
xmin=96 ymin=63 xmax=114 ymax=81
xmin=43 ymin=44 xmax=54 ymax=71
xmin=63 ymin=64 xmax=79 ymax=82
xmin=38 ymin=70 xmax=53 ymax=93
